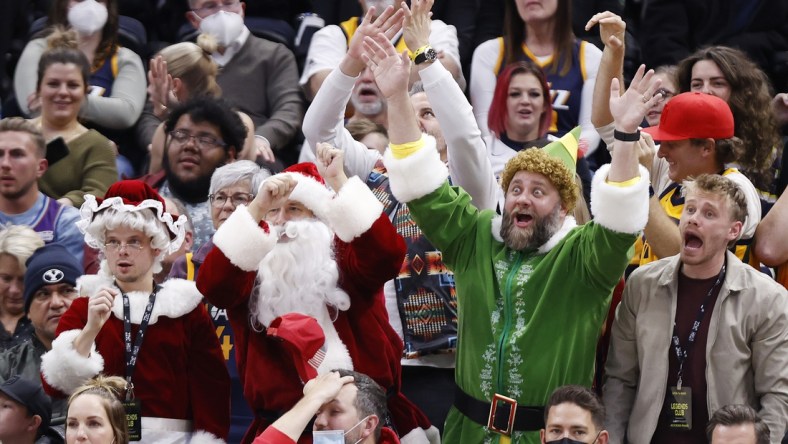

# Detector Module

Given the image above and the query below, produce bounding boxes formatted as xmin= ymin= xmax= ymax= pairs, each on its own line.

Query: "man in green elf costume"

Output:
xmin=361 ymin=23 xmax=659 ymax=443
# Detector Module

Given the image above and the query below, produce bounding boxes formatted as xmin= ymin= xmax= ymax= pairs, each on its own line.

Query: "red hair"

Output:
xmin=488 ymin=61 xmax=552 ymax=140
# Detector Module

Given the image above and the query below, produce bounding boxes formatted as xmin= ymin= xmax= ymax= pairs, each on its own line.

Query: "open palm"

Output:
xmin=363 ymin=33 xmax=411 ymax=99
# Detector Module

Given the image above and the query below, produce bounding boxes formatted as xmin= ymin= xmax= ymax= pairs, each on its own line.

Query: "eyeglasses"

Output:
xmin=104 ymin=239 xmax=146 ymax=253
xmin=191 ymin=0 xmax=242 ymax=18
xmin=654 ymin=88 xmax=675 ymax=99
xmin=209 ymin=192 xmax=254 ymax=207
xmin=168 ymin=130 xmax=227 ymax=151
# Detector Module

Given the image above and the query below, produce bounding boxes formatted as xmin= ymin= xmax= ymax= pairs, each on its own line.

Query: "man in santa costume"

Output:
xmin=196 ymin=143 xmax=438 ymax=444
xmin=40 ymin=180 xmax=231 ymax=443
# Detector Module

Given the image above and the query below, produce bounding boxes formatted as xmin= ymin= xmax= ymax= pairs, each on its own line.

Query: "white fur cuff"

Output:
xmin=383 ymin=136 xmax=448 ymax=203
xmin=324 ymin=176 xmax=384 ymax=242
xmin=401 ymin=426 xmax=442 ymax=444
xmin=41 ymin=329 xmax=104 ymax=395
xmin=189 ymin=430 xmax=225 ymax=444
xmin=213 ymin=205 xmax=277 ymax=272
xmin=590 ymin=164 xmax=650 ymax=234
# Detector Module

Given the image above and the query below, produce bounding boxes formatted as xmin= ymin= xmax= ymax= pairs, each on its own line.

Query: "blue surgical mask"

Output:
xmin=313 ymin=416 xmax=370 ymax=444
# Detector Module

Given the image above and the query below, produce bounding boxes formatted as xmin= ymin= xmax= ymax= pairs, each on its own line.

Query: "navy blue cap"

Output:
xmin=23 ymin=243 xmax=81 ymax=313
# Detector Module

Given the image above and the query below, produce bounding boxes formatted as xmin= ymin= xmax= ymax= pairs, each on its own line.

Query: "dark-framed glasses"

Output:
xmin=169 ymin=129 xmax=227 ymax=150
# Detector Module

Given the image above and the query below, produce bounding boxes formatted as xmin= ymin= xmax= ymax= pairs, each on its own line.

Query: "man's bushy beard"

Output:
xmin=500 ymin=203 xmax=564 ymax=251
xmin=251 ymin=219 xmax=350 ymax=327
xmin=162 ymin=148 xmax=217 ymax=204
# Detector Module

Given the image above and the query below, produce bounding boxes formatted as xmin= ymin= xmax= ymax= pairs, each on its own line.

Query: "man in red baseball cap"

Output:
xmin=634 ymin=92 xmax=761 ymax=267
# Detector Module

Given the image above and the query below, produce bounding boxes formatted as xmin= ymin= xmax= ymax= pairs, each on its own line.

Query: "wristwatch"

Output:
xmin=412 ymin=45 xmax=438 ymax=65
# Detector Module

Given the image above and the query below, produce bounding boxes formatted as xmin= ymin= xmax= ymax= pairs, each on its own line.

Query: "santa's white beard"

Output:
xmin=253 ymin=219 xmax=353 ymax=373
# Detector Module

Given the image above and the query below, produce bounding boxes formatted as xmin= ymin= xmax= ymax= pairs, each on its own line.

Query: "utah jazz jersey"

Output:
xmin=494 ymin=38 xmax=590 ymax=137
xmin=635 ymin=168 xmax=752 ymax=267
xmin=341 ymin=17 xmax=410 ymax=54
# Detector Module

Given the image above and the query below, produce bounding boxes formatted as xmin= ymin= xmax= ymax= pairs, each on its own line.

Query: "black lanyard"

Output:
xmin=121 ymin=283 xmax=161 ymax=401
xmin=671 ymin=264 xmax=726 ymax=389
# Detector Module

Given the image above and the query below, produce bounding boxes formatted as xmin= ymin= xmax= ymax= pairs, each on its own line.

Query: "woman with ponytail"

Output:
xmin=142 ymin=33 xmax=267 ymax=174
xmin=66 ymin=375 xmax=129 ymax=444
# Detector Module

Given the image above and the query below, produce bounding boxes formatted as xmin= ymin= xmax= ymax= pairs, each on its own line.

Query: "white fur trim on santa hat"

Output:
xmin=280 ymin=172 xmax=335 ymax=220
xmin=590 ymin=164 xmax=650 ymax=234
xmin=41 ymin=329 xmax=104 ymax=395
xmin=213 ymin=205 xmax=278 ymax=272
xmin=383 ymin=135 xmax=448 ymax=203
xmin=400 ymin=425 xmax=441 ymax=444
xmin=188 ymin=430 xmax=225 ymax=444
xmin=324 ymin=176 xmax=384 ymax=242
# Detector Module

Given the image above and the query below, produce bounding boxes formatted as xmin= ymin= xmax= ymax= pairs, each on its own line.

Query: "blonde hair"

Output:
xmin=158 ymin=39 xmax=221 ymax=98
xmin=0 ymin=225 xmax=45 ymax=272
xmin=68 ymin=375 xmax=129 ymax=444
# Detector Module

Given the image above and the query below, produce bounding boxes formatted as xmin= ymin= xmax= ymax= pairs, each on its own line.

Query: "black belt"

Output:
xmin=453 ymin=383 xmax=544 ymax=435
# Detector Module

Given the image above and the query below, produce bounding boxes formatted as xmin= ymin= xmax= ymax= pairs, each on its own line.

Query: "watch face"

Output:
xmin=425 ymin=48 xmax=438 ymax=61
xmin=416 ymin=47 xmax=438 ymax=64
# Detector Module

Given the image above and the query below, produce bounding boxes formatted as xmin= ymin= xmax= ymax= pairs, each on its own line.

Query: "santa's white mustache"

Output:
xmin=275 ymin=223 xmax=301 ymax=240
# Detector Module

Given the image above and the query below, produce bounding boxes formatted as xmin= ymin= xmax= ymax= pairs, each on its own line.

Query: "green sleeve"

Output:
xmin=407 ymin=181 xmax=494 ymax=273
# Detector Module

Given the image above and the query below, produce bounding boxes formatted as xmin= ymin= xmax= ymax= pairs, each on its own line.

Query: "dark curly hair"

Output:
xmin=164 ymin=97 xmax=248 ymax=154
xmin=677 ymin=46 xmax=782 ymax=191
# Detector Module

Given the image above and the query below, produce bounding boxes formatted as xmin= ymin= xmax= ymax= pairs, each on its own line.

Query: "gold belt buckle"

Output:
xmin=488 ymin=393 xmax=518 ymax=436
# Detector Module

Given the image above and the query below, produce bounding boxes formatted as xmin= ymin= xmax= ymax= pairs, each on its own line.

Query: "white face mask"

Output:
xmin=67 ymin=0 xmax=108 ymax=36
xmin=198 ymin=10 xmax=244 ymax=47
xmin=313 ymin=416 xmax=370 ymax=444
xmin=364 ymin=0 xmax=395 ymax=13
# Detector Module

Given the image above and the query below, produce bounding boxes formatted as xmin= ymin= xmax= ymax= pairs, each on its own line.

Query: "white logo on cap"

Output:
xmin=42 ymin=269 xmax=64 ymax=283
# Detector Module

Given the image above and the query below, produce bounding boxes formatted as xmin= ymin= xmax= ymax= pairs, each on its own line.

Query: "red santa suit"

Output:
xmin=41 ymin=270 xmax=231 ymax=443
xmin=196 ymin=172 xmax=438 ymax=444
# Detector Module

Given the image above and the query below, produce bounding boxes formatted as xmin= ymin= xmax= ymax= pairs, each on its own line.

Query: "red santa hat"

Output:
xmin=77 ymin=181 xmax=187 ymax=255
xmin=271 ymin=162 xmax=335 ymax=220
xmin=267 ymin=313 xmax=326 ymax=384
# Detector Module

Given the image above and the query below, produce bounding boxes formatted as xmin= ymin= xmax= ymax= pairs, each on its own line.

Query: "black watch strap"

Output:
xmin=414 ymin=47 xmax=437 ymax=65
xmin=614 ymin=129 xmax=641 ymax=142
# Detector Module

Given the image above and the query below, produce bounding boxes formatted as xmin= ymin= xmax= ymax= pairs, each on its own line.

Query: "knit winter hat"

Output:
xmin=23 ymin=243 xmax=81 ymax=313
xmin=263 ymin=162 xmax=335 ymax=220
xmin=77 ymin=181 xmax=187 ymax=255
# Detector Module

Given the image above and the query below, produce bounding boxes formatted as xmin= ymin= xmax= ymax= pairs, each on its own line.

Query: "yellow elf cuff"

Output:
xmin=606 ymin=176 xmax=641 ymax=187
xmin=389 ymin=135 xmax=426 ymax=159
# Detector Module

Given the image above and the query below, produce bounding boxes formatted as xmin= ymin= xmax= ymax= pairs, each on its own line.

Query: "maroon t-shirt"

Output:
xmin=651 ymin=270 xmax=723 ymax=444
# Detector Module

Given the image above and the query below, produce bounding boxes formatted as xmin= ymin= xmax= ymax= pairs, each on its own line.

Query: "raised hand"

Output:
xmin=610 ymin=64 xmax=662 ymax=132
xmin=316 ymin=142 xmax=348 ymax=191
xmin=773 ymin=93 xmax=788 ymax=125
xmin=362 ymin=33 xmax=411 ymax=100
xmin=347 ymin=5 xmax=405 ymax=62
xmin=248 ymin=175 xmax=298 ymax=222
xmin=402 ymin=0 xmax=433 ymax=53
xmin=303 ymin=371 xmax=355 ymax=402
xmin=147 ymin=55 xmax=175 ymax=119
xmin=585 ymin=11 xmax=626 ymax=50
xmin=86 ymin=287 xmax=118 ymax=334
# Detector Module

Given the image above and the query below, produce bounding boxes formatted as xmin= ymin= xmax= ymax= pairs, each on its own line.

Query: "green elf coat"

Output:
xmin=383 ymin=137 xmax=649 ymax=444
